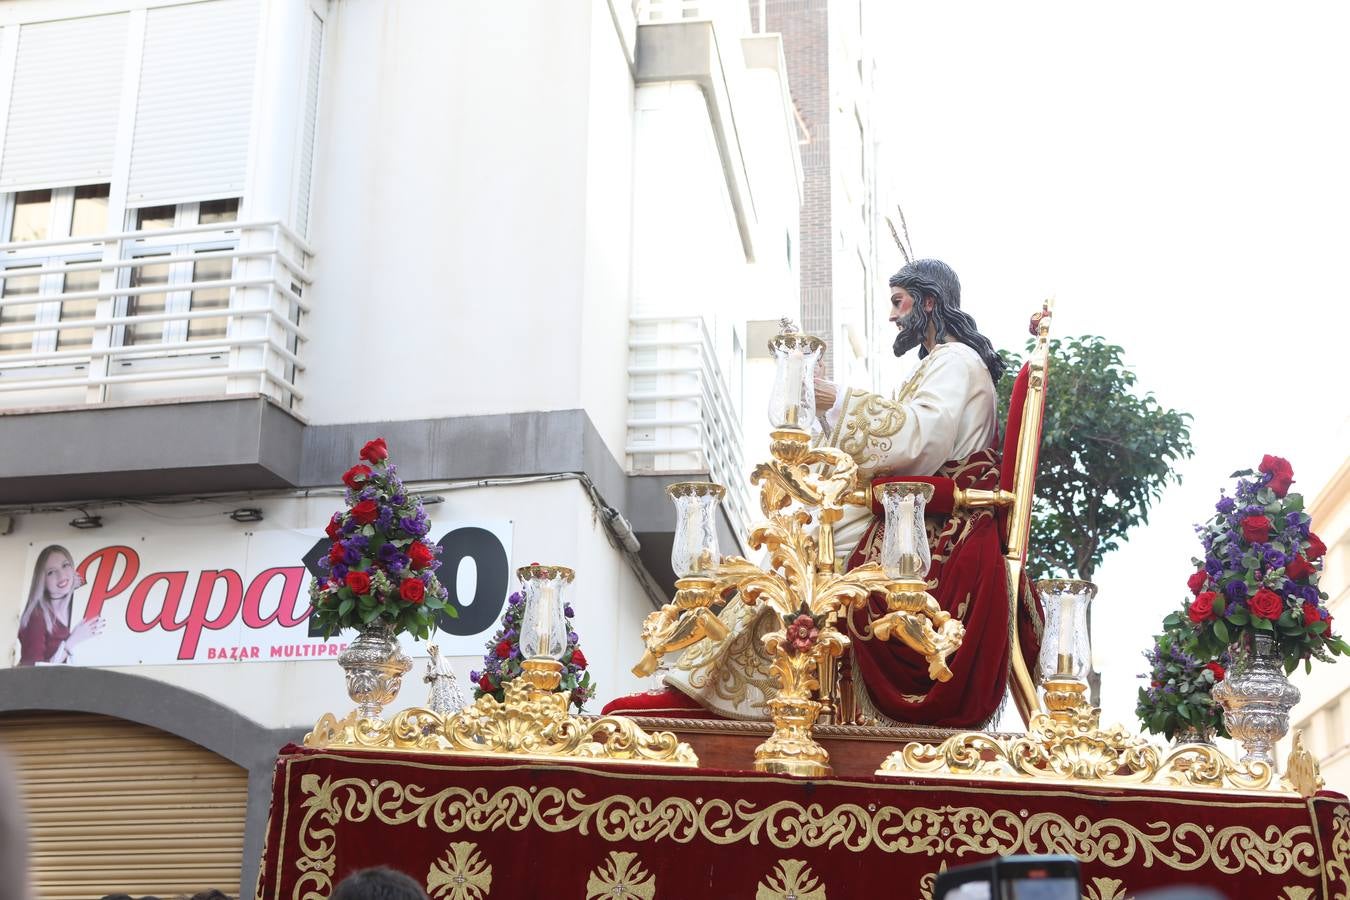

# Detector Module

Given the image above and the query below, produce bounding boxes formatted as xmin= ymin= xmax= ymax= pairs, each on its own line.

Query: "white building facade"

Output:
xmin=0 ymin=0 xmax=801 ymax=895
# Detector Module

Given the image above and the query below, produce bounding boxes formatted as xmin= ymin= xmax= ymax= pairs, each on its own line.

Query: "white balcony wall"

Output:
xmin=301 ymin=0 xmax=635 ymax=462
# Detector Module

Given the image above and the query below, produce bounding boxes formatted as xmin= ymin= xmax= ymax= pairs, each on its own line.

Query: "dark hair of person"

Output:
xmin=888 ymin=258 xmax=1006 ymax=383
xmin=189 ymin=892 xmax=232 ymax=900
xmin=332 ymin=867 xmax=428 ymax=900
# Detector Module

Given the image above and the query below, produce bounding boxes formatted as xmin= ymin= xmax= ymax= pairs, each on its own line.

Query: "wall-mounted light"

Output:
xmin=229 ymin=507 xmax=264 ymax=523
xmin=69 ymin=513 xmax=103 ymax=530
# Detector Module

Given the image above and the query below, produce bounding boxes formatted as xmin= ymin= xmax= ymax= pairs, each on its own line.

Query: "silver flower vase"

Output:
xmin=1211 ymin=630 xmax=1300 ymax=769
xmin=1170 ymin=724 xmax=1216 ymax=748
xmin=338 ymin=621 xmax=412 ymax=720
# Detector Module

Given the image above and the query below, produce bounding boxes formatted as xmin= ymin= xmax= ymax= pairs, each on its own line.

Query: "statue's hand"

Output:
xmin=814 ymin=376 xmax=837 ymax=415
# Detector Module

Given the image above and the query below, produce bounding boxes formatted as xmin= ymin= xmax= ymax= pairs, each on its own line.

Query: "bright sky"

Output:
xmin=870 ymin=2 xmax=1350 ymax=724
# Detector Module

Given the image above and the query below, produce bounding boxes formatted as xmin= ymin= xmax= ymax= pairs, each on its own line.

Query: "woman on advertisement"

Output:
xmin=16 ymin=545 xmax=105 ymax=666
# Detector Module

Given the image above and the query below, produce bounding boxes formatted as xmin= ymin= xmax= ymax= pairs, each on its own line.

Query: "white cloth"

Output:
xmin=663 ymin=341 xmax=997 ymax=719
xmin=825 ymin=342 xmax=997 ymax=562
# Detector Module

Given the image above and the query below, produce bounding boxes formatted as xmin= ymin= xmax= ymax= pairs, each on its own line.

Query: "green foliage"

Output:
xmin=997 ymin=336 xmax=1194 ymax=581
xmin=1136 ymin=611 xmax=1229 ymax=741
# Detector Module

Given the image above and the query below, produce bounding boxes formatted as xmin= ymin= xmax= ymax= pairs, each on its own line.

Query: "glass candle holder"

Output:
xmin=1036 ymin=579 xmax=1096 ymax=681
xmin=879 ymin=482 xmax=934 ymax=581
xmin=518 ymin=564 xmax=574 ymax=660
xmin=667 ymin=482 xmax=725 ymax=578
xmin=767 ymin=321 xmax=825 ymax=430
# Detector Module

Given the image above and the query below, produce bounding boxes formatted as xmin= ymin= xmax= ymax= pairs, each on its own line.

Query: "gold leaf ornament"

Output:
xmin=585 ymin=851 xmax=657 ymax=900
xmin=756 ymin=859 xmax=827 ymax=900
xmin=426 ymin=842 xmax=493 ymax=899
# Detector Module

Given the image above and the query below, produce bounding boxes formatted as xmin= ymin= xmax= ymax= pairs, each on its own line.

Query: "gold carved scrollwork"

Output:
xmin=290 ymin=769 xmax=1324 ymax=900
xmin=303 ymin=679 xmax=697 ymax=766
xmin=878 ymin=706 xmax=1276 ymax=793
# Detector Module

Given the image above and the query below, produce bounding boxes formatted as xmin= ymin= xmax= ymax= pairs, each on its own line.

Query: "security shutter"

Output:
xmin=0 ymin=13 xmax=129 ymax=191
xmin=127 ymin=0 xmax=261 ymax=206
xmin=295 ymin=11 xmax=323 ymax=238
xmin=0 ymin=710 xmax=247 ymax=900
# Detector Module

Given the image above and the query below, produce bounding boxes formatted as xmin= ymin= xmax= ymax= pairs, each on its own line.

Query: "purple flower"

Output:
xmin=347 ymin=534 xmax=369 ymax=550
xmin=331 ymin=562 xmax=349 ymax=580
xmin=359 ymin=487 xmax=377 ymax=501
xmin=1205 ymin=557 xmax=1223 ymax=577
xmin=1223 ymin=580 xmax=1248 ymax=601
xmin=376 ymin=506 xmax=395 ymax=530
xmin=564 ymin=605 xmax=575 ymax=618
xmin=390 ymin=493 xmax=407 ymax=506
xmin=1242 ymin=504 xmax=1265 ymax=518
xmin=1262 ymin=547 xmax=1287 ymax=568
xmin=568 ymin=631 xmax=579 ymax=644
xmin=400 ymin=515 xmax=430 ymax=537
xmin=317 ymin=556 xmax=332 ymax=571
xmin=508 ymin=592 xmax=522 ymax=606
xmin=1299 ymin=584 xmax=1320 ymax=604
xmin=469 ymin=670 xmax=479 ymax=682
xmin=342 ymin=544 xmax=362 ymax=566
xmin=1216 ymin=496 xmax=1236 ymax=514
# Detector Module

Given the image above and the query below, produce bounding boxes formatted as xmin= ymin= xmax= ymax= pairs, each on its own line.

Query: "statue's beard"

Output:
xmin=891 ymin=306 xmax=929 ymax=358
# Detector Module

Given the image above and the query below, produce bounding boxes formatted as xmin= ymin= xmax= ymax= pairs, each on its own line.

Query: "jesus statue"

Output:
xmin=606 ymin=258 xmax=1031 ymax=728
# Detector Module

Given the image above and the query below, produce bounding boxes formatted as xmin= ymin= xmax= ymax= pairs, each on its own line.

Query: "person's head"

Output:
xmin=331 ymin=867 xmax=427 ymax=900
xmin=887 ymin=258 xmax=1005 ymax=382
xmin=19 ymin=545 xmax=76 ymax=629
xmin=189 ymin=892 xmax=232 ymax=900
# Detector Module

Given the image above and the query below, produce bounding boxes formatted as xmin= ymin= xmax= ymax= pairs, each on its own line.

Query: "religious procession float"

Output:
xmin=255 ymin=262 xmax=1348 ymax=899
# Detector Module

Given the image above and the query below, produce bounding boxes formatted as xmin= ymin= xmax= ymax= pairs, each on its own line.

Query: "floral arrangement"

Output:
xmin=309 ymin=438 xmax=454 ymax=639
xmin=1136 ymin=615 xmax=1229 ymax=741
xmin=471 ymin=587 xmax=593 ymax=711
xmin=1172 ymin=454 xmax=1347 ymax=673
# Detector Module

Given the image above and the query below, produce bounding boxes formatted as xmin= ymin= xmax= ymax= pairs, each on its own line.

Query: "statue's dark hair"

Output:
xmin=888 ymin=258 xmax=1006 ymax=382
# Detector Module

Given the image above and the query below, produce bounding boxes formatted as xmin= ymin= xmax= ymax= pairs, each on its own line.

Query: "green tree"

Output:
xmin=997 ymin=336 xmax=1194 ymax=583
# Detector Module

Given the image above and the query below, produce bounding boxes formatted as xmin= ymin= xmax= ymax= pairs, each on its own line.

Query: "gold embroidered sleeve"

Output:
xmin=828 ymin=388 xmax=908 ymax=470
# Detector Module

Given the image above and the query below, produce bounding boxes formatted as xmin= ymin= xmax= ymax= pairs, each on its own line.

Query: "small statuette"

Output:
xmin=424 ymin=644 xmax=466 ymax=715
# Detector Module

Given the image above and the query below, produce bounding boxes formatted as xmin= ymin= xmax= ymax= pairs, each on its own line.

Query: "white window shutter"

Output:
xmin=128 ymin=0 xmax=260 ymax=207
xmin=295 ymin=11 xmax=323 ymax=238
xmin=0 ymin=14 xmax=129 ymax=191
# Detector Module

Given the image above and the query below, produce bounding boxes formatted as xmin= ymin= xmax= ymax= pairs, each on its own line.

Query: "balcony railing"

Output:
xmin=0 ymin=220 xmax=311 ymax=410
xmin=627 ymin=315 xmax=750 ymax=541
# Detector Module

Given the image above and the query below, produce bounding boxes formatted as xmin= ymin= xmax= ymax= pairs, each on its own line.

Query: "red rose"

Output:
xmin=1325 ymin=613 xmax=1334 ymax=635
xmin=407 ymin=542 xmax=436 ymax=570
xmin=1187 ymin=569 xmax=1208 ymax=596
xmin=571 ymin=647 xmax=588 ymax=668
xmin=399 ymin=578 xmax=425 ymax=603
xmin=1303 ymin=602 xmax=1322 ymax=626
xmin=1307 ymin=532 xmax=1327 ymax=561
xmin=346 ymin=571 xmax=371 ymax=595
xmin=342 ymin=464 xmax=373 ymax=489
xmin=1259 ymin=454 xmax=1295 ymax=498
xmin=1188 ymin=592 xmax=1217 ymax=623
xmin=1241 ymin=515 xmax=1272 ymax=543
xmin=478 ymin=673 xmax=493 ymax=692
xmin=350 ymin=499 xmax=379 ymax=525
xmin=328 ymin=543 xmax=345 ymax=564
xmin=1249 ymin=587 xmax=1283 ymax=620
xmin=360 ymin=437 xmax=389 ymax=464
xmin=494 ymin=640 xmax=512 ymax=659
xmin=1205 ymin=661 xmax=1226 ymax=681
xmin=1286 ymin=554 xmax=1316 ymax=581
xmin=325 ymin=515 xmax=342 ymax=540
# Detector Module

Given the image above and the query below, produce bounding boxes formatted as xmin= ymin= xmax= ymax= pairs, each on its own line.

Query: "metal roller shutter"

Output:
xmin=127 ymin=0 xmax=261 ymax=206
xmin=0 ymin=711 xmax=247 ymax=900
xmin=0 ymin=13 xmax=129 ymax=191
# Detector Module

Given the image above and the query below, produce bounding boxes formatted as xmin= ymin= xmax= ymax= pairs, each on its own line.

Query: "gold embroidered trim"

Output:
xmin=288 ymin=769 xmax=1323 ymax=898
xmin=756 ymin=859 xmax=827 ymax=899
xmin=586 ymin=851 xmax=656 ymax=900
xmin=426 ymin=842 xmax=492 ymax=899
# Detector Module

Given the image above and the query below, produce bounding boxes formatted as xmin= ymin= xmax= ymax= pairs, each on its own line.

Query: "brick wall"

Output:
xmin=757 ymin=0 xmax=833 ymax=376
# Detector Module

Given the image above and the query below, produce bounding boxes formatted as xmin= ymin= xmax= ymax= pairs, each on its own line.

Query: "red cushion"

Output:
xmin=600 ymin=687 xmax=726 ymax=720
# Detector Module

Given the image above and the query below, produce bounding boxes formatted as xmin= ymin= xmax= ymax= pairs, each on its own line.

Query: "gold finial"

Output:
xmin=1283 ymin=730 xmax=1325 ymax=798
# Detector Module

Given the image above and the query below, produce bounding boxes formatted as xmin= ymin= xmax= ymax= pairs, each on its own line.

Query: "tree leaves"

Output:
xmin=997 ymin=337 xmax=1195 ymax=581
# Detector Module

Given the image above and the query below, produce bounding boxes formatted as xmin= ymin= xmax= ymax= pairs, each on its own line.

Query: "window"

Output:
xmin=0 ymin=184 xmax=111 ymax=362
xmin=120 ymin=198 xmax=239 ymax=350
